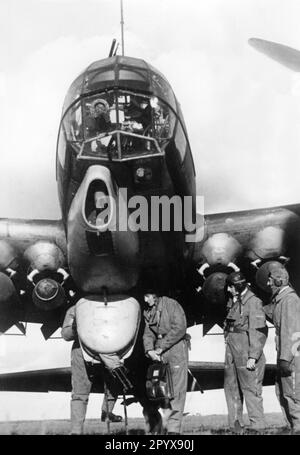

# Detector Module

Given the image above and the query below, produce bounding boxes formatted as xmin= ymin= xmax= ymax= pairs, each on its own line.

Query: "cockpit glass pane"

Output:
xmin=151 ymin=96 xmax=176 ymax=143
xmin=118 ymin=68 xmax=149 ymax=91
xmin=85 ymin=69 xmax=115 ymax=91
xmin=150 ymin=71 xmax=176 ymax=111
xmin=118 ymin=56 xmax=148 ymax=68
xmin=119 ymin=69 xmax=148 ymax=83
xmin=81 ymin=134 xmax=119 ymax=159
xmin=63 ymin=76 xmax=83 ymax=116
xmin=119 ymin=133 xmax=159 ymax=158
xmin=63 ymin=100 xmax=83 ymax=142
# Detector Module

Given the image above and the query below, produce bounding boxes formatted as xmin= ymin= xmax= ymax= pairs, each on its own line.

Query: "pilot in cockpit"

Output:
xmin=123 ymin=99 xmax=151 ymax=134
xmin=85 ymin=98 xmax=112 ymax=153
xmin=90 ymin=98 xmax=111 ymax=134
xmin=85 ymin=98 xmax=110 ymax=138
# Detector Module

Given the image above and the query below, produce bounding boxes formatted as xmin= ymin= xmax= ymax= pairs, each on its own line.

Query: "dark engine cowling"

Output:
xmin=202 ymin=272 xmax=228 ymax=306
xmin=32 ymin=278 xmax=65 ymax=311
xmin=24 ymin=241 xmax=66 ymax=311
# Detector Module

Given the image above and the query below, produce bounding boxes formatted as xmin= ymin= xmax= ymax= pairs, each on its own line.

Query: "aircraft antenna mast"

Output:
xmin=120 ymin=0 xmax=125 ymax=56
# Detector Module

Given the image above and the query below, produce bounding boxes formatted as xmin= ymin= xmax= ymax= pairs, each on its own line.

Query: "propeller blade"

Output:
xmin=249 ymin=38 xmax=300 ymax=72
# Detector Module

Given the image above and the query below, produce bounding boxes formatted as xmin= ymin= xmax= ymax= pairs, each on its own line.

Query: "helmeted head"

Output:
xmin=92 ymin=98 xmax=109 ymax=117
xmin=226 ymin=271 xmax=247 ymax=296
xmin=143 ymin=288 xmax=159 ymax=307
xmin=267 ymin=264 xmax=289 ymax=292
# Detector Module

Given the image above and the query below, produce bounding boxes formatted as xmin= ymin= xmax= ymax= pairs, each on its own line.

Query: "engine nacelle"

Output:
xmin=32 ymin=278 xmax=66 ymax=311
xmin=201 ymin=233 xmax=242 ymax=265
xmin=24 ymin=241 xmax=65 ymax=272
xmin=76 ymin=295 xmax=141 ymax=358
xmin=249 ymin=227 xmax=285 ymax=260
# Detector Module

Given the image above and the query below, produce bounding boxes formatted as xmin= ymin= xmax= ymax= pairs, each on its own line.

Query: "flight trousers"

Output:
xmin=70 ymin=346 xmax=119 ymax=434
xmin=160 ymin=339 xmax=188 ymax=434
xmin=224 ymin=337 xmax=266 ymax=430
xmin=275 ymin=355 xmax=300 ymax=433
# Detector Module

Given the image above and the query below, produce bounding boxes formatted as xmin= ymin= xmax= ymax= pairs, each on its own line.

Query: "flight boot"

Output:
xmin=101 ymin=411 xmax=123 ymax=422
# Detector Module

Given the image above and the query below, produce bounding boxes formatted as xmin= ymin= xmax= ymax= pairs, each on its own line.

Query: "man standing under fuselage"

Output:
xmin=143 ymin=290 xmax=189 ymax=435
xmin=224 ymin=272 xmax=267 ymax=433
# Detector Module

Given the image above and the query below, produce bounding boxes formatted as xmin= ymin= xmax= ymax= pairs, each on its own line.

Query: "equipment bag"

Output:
xmin=146 ymin=362 xmax=174 ymax=401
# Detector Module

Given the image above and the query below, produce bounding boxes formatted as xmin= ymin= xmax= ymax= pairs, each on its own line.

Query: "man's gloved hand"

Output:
xmin=246 ymin=358 xmax=256 ymax=370
xmin=147 ymin=350 xmax=161 ymax=362
xmin=278 ymin=359 xmax=292 ymax=377
xmin=185 ymin=334 xmax=192 ymax=350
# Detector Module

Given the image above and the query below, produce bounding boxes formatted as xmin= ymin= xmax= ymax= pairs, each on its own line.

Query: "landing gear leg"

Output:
xmin=104 ymin=383 xmax=111 ymax=435
xmin=123 ymin=390 xmax=128 ymax=435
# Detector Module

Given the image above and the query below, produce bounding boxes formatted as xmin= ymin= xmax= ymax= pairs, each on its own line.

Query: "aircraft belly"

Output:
xmin=70 ymin=256 xmax=138 ymax=293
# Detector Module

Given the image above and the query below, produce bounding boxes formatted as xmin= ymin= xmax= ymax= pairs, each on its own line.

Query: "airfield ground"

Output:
xmin=0 ymin=413 xmax=290 ymax=435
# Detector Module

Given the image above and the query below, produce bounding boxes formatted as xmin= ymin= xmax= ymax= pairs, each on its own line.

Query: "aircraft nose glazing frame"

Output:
xmin=77 ymin=130 xmax=164 ymax=162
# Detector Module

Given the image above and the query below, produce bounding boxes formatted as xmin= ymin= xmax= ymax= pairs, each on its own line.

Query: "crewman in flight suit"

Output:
xmin=264 ymin=265 xmax=300 ymax=434
xmin=224 ymin=272 xmax=268 ymax=433
xmin=143 ymin=289 xmax=189 ymax=435
xmin=61 ymin=305 xmax=122 ymax=435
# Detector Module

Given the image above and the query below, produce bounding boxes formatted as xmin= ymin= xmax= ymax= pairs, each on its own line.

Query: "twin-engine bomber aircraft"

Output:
xmin=0 ymin=38 xmax=299 ymax=396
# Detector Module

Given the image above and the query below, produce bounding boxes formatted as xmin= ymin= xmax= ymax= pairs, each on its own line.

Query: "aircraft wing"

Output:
xmin=2 ymin=203 xmax=300 ymax=338
xmin=188 ymin=361 xmax=276 ymax=391
xmin=0 ymin=218 xmax=66 ymax=251
xmin=0 ymin=367 xmax=74 ymax=393
xmin=0 ymin=362 xmax=277 ymax=393
xmin=194 ymin=203 xmax=300 ymax=267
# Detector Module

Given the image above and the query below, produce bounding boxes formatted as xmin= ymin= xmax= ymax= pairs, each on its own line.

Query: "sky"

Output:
xmin=0 ymin=0 xmax=299 ymax=422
